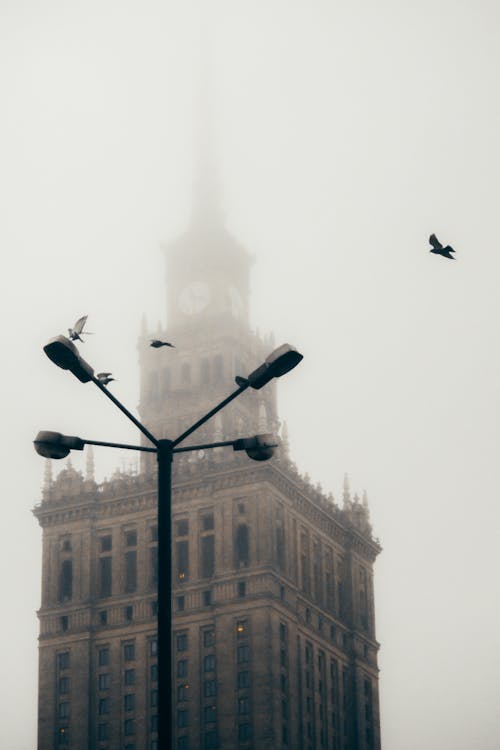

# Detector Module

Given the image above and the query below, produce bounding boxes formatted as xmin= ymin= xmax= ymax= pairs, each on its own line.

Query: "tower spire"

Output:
xmin=86 ymin=445 xmax=95 ymax=482
xmin=343 ymin=473 xmax=352 ymax=508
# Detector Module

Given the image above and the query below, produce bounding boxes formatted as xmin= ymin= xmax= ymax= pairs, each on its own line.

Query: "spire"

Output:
xmin=43 ymin=459 xmax=53 ymax=498
xmin=280 ymin=420 xmax=290 ymax=460
xmin=258 ymin=400 xmax=269 ymax=433
xmin=214 ymin=413 xmax=223 ymax=442
xmin=343 ymin=473 xmax=352 ymax=508
xmin=86 ymin=445 xmax=95 ymax=482
xmin=192 ymin=31 xmax=224 ymax=229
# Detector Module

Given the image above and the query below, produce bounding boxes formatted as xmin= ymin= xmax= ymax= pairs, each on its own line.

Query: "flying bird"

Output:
xmin=96 ymin=372 xmax=116 ymax=385
xmin=429 ymin=234 xmax=455 ymax=259
xmin=150 ymin=339 xmax=175 ymax=348
xmin=68 ymin=315 xmax=94 ymax=341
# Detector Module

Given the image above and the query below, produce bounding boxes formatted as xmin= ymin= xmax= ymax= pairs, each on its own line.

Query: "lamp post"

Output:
xmin=37 ymin=337 xmax=302 ymax=749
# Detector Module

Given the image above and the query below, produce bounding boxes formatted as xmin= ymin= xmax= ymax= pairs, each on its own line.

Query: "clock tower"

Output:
xmin=137 ymin=182 xmax=278 ymax=464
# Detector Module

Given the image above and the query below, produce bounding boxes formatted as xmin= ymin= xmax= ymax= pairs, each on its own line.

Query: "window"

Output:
xmin=280 ymin=648 xmax=286 ymax=667
xmin=204 ymin=654 xmax=216 ymax=672
xmin=176 ymin=540 xmax=189 ymax=581
xmin=238 ymin=697 xmax=249 ymax=714
xmin=237 ymin=644 xmax=249 ymax=664
xmin=124 ymin=719 xmax=135 ymax=736
xmin=58 ymin=560 xmax=73 ymax=602
xmin=58 ymin=727 xmax=69 ymax=745
xmin=98 ymin=648 xmax=109 ymax=667
xmin=124 ymin=693 xmax=135 ymax=712
xmin=200 ymin=358 xmax=210 ymax=385
xmin=203 ymin=629 xmax=215 ymax=647
xmin=97 ymin=723 xmax=108 ymax=741
xmin=177 ymin=709 xmax=188 ymax=727
xmin=202 ymin=513 xmax=214 ymax=531
xmin=100 ymin=535 xmax=112 ymax=552
xmin=57 ymin=652 xmax=70 ymax=670
xmin=200 ymin=535 xmax=215 ymax=578
xmin=204 ymin=705 xmax=216 ymax=723
xmin=279 ymin=623 xmax=287 ymax=642
xmin=177 ymin=660 xmax=188 ymax=678
xmin=237 ymin=671 xmax=250 ymax=689
xmin=181 ymin=363 xmax=191 ymax=384
xmin=150 ymin=525 xmax=158 ymax=542
xmin=204 ymin=731 xmax=217 ymax=749
xmin=98 ymin=698 xmax=110 ymax=715
xmin=124 ymin=669 xmax=135 ymax=686
xmin=99 ymin=610 xmax=108 ymax=626
xmin=176 ymin=519 xmax=189 ymax=536
xmin=150 ymin=639 xmax=158 ymax=657
xmin=177 ymin=684 xmax=189 ymax=701
xmin=124 ymin=643 xmax=135 ymax=661
xmin=280 ymin=674 xmax=287 ymax=692
xmin=59 ymin=702 xmax=69 ymax=719
xmin=236 ymin=620 xmax=247 ymax=637
xmin=239 ymin=723 xmax=252 ymax=741
xmin=125 ymin=530 xmax=137 ymax=547
xmin=203 ymin=590 xmax=212 ymax=606
xmin=60 ymin=616 xmax=69 ymax=631
xmin=99 ymin=556 xmax=112 ymax=598
xmin=176 ymin=634 xmax=188 ymax=652
xmin=125 ymin=605 xmax=133 ymax=622
xmin=59 ymin=677 xmax=70 ymax=694
xmin=238 ymin=581 xmax=246 ymax=598
xmin=99 ymin=673 xmax=110 ymax=690
xmin=204 ymin=679 xmax=216 ymax=697
xmin=151 ymin=715 xmax=158 ymax=732
xmin=281 ymin=699 xmax=288 ymax=719
xmin=235 ymin=524 xmax=249 ymax=567
xmin=177 ymin=596 xmax=185 ymax=612
xmin=151 ymin=689 xmax=158 ymax=708
xmin=238 ymin=503 xmax=245 ymax=514
xmin=177 ymin=738 xmax=188 ymax=750
xmin=151 ymin=600 xmax=158 ymax=617
xmin=61 ymin=536 xmax=72 ymax=552
xmin=125 ymin=550 xmax=137 ymax=593
xmin=151 ymin=664 xmax=158 ymax=682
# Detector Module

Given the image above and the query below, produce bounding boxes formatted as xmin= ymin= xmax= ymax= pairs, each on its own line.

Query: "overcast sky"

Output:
xmin=1 ymin=1 xmax=500 ymax=748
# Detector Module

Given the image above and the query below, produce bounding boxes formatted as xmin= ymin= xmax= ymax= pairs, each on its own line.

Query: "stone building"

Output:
xmin=34 ymin=188 xmax=382 ymax=749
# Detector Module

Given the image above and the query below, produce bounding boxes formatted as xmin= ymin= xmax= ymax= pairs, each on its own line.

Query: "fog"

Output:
xmin=1 ymin=1 xmax=500 ymax=748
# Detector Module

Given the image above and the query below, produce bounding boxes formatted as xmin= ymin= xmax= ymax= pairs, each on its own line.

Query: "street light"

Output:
xmin=37 ymin=339 xmax=302 ymax=749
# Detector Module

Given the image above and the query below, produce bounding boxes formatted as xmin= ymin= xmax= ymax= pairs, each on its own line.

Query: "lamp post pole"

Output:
xmin=157 ymin=439 xmax=174 ymax=749
xmin=39 ymin=337 xmax=302 ymax=750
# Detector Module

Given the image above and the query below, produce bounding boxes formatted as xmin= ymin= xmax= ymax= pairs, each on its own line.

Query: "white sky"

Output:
xmin=1 ymin=1 xmax=500 ymax=748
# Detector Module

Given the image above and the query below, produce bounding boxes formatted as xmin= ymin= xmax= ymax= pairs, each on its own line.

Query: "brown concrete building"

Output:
xmin=34 ymin=194 xmax=382 ymax=749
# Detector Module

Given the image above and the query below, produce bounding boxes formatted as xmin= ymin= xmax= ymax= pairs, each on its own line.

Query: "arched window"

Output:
xmin=200 ymin=358 xmax=210 ymax=385
xmin=181 ymin=363 xmax=191 ymax=385
xmin=58 ymin=560 xmax=73 ymax=602
xmin=213 ymin=354 xmax=224 ymax=381
xmin=235 ymin=524 xmax=250 ymax=568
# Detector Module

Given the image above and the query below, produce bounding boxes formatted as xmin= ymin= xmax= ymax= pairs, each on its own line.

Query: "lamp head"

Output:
xmin=43 ymin=336 xmax=94 ymax=383
xmin=34 ymin=431 xmax=85 ymax=459
xmin=245 ymin=344 xmax=303 ymax=390
xmin=233 ymin=433 xmax=278 ymax=461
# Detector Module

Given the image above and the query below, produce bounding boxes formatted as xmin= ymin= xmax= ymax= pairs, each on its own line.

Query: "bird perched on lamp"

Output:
xmin=68 ymin=315 xmax=94 ymax=341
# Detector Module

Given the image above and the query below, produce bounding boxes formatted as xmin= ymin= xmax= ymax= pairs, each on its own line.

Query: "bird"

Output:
xmin=96 ymin=372 xmax=116 ymax=385
xmin=150 ymin=339 xmax=175 ymax=348
xmin=429 ymin=233 xmax=456 ymax=259
xmin=68 ymin=315 xmax=94 ymax=341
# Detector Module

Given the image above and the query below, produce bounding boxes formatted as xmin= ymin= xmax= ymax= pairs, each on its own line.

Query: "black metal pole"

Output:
xmin=157 ymin=439 xmax=173 ymax=750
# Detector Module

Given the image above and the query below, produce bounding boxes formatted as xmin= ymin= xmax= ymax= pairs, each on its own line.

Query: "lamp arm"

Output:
xmin=171 ymin=383 xmax=249 ymax=448
xmin=91 ymin=376 xmax=158 ymax=447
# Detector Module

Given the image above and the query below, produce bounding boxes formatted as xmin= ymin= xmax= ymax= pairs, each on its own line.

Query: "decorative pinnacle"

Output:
xmin=43 ymin=459 xmax=53 ymax=495
xmin=280 ymin=420 xmax=290 ymax=459
xmin=258 ymin=400 xmax=269 ymax=433
xmin=343 ymin=473 xmax=352 ymax=507
xmin=86 ymin=445 xmax=95 ymax=482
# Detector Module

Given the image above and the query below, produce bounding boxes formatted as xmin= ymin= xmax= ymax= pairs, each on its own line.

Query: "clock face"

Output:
xmin=178 ymin=282 xmax=211 ymax=315
xmin=229 ymin=286 xmax=244 ymax=318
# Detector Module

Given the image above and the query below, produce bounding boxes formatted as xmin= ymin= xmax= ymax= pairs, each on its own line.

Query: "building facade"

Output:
xmin=34 ymin=200 xmax=382 ymax=750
